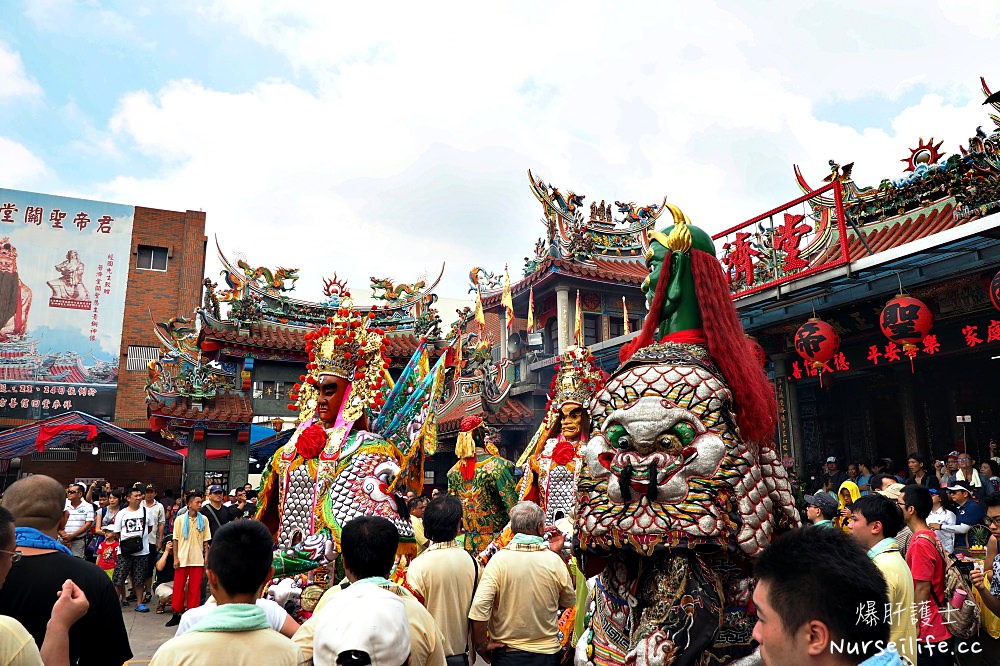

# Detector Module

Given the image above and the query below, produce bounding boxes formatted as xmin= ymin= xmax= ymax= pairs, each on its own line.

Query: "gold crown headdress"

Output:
xmin=290 ymin=297 xmax=388 ymax=423
xmin=0 ymin=238 xmax=17 ymax=259
xmin=545 ymin=345 xmax=604 ymax=427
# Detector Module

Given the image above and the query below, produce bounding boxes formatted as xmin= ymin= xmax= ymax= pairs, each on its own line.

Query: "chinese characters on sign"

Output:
xmin=789 ymin=319 xmax=999 ymax=382
xmin=0 ymin=188 xmax=134 ymax=420
xmin=0 ymin=202 xmax=113 ymax=234
xmin=89 ymin=255 xmax=114 ymax=342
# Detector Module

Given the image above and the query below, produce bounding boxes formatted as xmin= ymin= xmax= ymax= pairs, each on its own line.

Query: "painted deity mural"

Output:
xmin=0 ymin=189 xmax=133 ymax=419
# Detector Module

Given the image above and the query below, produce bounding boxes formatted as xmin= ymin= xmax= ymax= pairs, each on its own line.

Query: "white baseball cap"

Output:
xmin=314 ymin=584 xmax=411 ymax=666
xmin=826 ymin=456 xmax=837 ymax=463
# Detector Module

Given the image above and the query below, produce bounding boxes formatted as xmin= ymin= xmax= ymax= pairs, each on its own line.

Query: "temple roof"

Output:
xmin=809 ymin=200 xmax=962 ymax=265
xmin=199 ymin=318 xmax=308 ymax=353
xmin=148 ymin=392 xmax=253 ymax=424
xmin=198 ymin=315 xmax=435 ymax=362
xmin=482 ymin=256 xmax=647 ymax=307
xmin=438 ymin=396 xmax=536 ymax=434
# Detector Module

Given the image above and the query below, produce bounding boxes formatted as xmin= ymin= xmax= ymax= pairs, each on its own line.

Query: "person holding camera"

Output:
xmin=84 ymin=479 xmax=111 ymax=505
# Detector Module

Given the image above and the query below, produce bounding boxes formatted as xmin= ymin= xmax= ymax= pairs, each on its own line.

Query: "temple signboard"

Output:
xmin=0 ymin=188 xmax=134 ymax=420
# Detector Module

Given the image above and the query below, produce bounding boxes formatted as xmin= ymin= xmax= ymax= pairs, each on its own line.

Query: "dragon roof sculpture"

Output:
xmin=213 ymin=237 xmax=445 ymax=336
xmin=525 ymin=170 xmax=667 ymax=274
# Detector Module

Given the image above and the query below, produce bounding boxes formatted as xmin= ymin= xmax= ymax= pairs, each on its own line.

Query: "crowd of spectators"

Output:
xmin=2 ymin=463 xmax=997 ymax=666
xmin=806 ymin=445 xmax=1000 ymax=664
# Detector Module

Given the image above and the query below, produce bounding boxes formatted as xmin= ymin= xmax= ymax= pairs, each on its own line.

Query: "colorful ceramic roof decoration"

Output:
xmin=715 ymin=75 xmax=1000 ymax=300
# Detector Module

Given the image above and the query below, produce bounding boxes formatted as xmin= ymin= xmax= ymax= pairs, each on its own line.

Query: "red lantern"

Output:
xmin=879 ymin=294 xmax=933 ymax=371
xmin=746 ymin=336 xmax=766 ymax=368
xmin=990 ymin=270 xmax=1000 ymax=311
xmin=793 ymin=318 xmax=839 ymax=382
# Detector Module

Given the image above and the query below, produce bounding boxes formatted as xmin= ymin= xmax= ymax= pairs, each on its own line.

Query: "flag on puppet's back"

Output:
xmin=475 ymin=285 xmax=486 ymax=329
xmin=372 ymin=337 xmax=429 ymax=432
xmin=453 ymin=331 xmax=463 ymax=373
xmin=623 ymin=296 xmax=630 ymax=335
xmin=527 ymin=286 xmax=535 ymax=333
xmin=574 ymin=290 xmax=582 ymax=345
xmin=502 ymin=266 xmax=514 ymax=335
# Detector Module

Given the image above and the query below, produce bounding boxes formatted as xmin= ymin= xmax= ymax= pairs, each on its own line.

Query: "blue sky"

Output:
xmin=2 ymin=1 xmax=999 ymax=300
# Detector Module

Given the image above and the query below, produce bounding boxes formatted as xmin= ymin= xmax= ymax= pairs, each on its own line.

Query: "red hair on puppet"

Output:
xmin=690 ymin=249 xmax=776 ymax=447
xmin=622 ymin=221 xmax=776 ymax=447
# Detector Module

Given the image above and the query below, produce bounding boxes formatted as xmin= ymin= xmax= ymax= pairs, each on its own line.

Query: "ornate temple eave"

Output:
xmin=197 ymin=311 xmax=311 ymax=354
xmin=148 ymin=391 xmax=252 ymax=425
xmin=482 ymin=256 xmax=648 ymax=307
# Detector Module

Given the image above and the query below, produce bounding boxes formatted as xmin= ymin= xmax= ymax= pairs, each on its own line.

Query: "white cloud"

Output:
xmin=82 ymin=2 xmax=1000 ymax=299
xmin=0 ymin=44 xmax=42 ymax=101
xmin=0 ymin=137 xmax=49 ymax=189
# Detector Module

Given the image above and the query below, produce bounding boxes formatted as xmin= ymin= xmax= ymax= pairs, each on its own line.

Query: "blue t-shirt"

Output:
xmin=955 ymin=500 xmax=985 ymax=548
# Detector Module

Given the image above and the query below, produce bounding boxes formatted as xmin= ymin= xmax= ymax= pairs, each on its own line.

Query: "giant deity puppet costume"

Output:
xmin=575 ymin=206 xmax=800 ymax=666
xmin=257 ymin=298 xmax=447 ymax=607
xmin=446 ymin=414 xmax=518 ymax=554
xmin=516 ymin=345 xmax=604 ymax=526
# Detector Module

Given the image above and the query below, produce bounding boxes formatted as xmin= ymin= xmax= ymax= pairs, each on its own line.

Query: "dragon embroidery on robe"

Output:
xmin=447 ymin=415 xmax=518 ymax=554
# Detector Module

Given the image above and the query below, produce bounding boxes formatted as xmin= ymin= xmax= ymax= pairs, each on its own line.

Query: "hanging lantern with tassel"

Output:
xmin=879 ymin=294 xmax=933 ymax=372
xmin=793 ymin=318 xmax=839 ymax=384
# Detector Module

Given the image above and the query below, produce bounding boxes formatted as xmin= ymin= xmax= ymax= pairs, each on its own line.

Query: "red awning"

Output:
xmin=176 ymin=448 xmax=231 ymax=459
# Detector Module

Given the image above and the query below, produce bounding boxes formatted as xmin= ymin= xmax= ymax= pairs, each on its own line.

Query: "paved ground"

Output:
xmin=121 ymin=600 xmax=177 ymax=665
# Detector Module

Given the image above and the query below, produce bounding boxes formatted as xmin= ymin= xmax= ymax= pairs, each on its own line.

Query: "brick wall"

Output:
xmin=115 ymin=208 xmax=207 ymax=425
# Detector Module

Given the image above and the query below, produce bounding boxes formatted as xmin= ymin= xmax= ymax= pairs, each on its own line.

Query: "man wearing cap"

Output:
xmin=803 ymin=492 xmax=838 ymax=528
xmin=941 ymin=480 xmax=985 ymax=550
xmin=934 ymin=451 xmax=960 ymax=488
xmin=314 ymin=584 xmax=411 ymax=666
xmin=821 ymin=456 xmax=847 ymax=492
xmin=201 ymin=484 xmax=237 ymax=533
xmin=142 ymin=483 xmax=166 ymax=604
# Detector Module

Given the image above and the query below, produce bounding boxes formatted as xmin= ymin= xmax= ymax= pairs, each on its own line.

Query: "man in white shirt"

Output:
xmin=60 ymin=483 xmax=94 ymax=558
xmin=112 ymin=488 xmax=152 ymax=612
xmin=142 ymin=483 xmax=166 ymax=604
